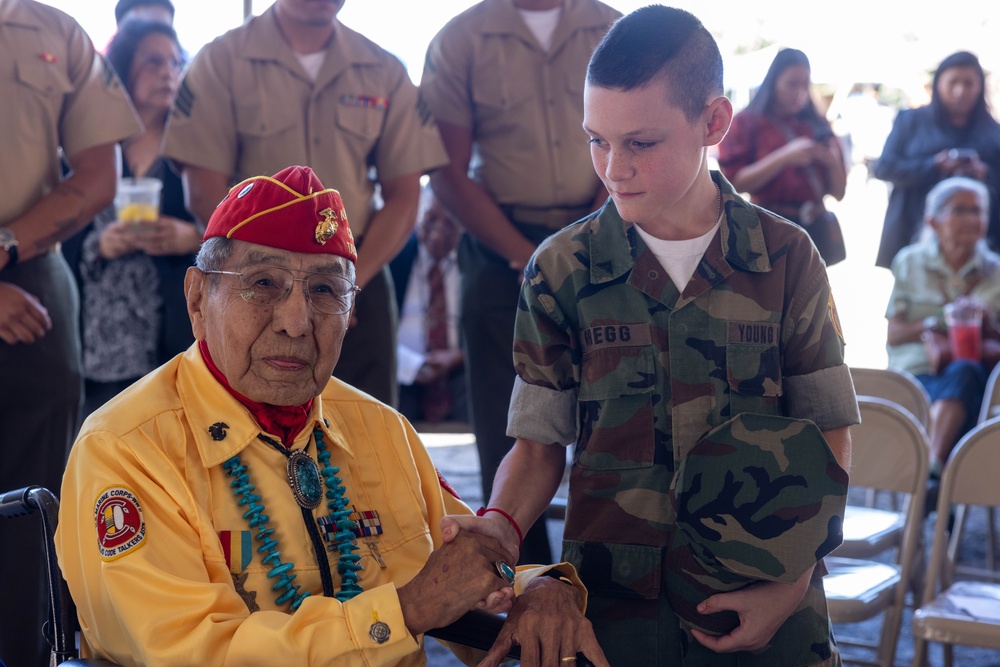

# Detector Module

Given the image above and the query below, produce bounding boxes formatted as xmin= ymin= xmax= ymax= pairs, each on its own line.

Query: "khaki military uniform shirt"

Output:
xmin=162 ymin=6 xmax=447 ymax=236
xmin=0 ymin=0 xmax=139 ymax=225
xmin=420 ymin=0 xmax=619 ymax=208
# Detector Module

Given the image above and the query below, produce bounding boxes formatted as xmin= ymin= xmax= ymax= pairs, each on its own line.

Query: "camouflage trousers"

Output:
xmin=585 ymin=575 xmax=841 ymax=666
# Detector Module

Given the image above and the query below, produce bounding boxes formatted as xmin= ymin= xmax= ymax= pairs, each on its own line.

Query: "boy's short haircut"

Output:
xmin=586 ymin=5 xmax=723 ymax=122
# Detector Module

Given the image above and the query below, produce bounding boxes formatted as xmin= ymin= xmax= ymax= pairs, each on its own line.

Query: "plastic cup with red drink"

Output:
xmin=944 ymin=300 xmax=983 ymax=361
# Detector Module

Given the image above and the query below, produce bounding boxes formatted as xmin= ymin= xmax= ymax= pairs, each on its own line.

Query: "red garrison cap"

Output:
xmin=203 ymin=165 xmax=357 ymax=262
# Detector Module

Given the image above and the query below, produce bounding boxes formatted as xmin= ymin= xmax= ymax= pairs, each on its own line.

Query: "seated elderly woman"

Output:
xmin=886 ymin=176 xmax=1000 ymax=484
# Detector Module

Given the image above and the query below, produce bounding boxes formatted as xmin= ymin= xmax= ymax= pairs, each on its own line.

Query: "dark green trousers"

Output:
xmin=0 ymin=252 xmax=82 ymax=667
xmin=584 ymin=577 xmax=841 ymax=666
xmin=335 ymin=264 xmax=398 ymax=408
xmin=458 ymin=230 xmax=552 ymax=565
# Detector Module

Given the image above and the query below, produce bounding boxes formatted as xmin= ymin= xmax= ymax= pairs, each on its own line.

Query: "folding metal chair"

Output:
xmin=838 ymin=369 xmax=932 ymax=559
xmin=911 ymin=417 xmax=1000 ymax=667
xmin=825 ymin=396 xmax=929 ymax=667
xmin=957 ymin=363 xmax=1000 ymax=578
xmin=851 ymin=367 xmax=931 ymax=429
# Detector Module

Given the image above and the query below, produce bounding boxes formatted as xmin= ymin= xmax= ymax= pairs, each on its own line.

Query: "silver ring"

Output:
xmin=495 ymin=560 xmax=515 ymax=586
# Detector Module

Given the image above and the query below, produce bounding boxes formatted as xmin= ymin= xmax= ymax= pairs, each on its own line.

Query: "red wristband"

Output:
xmin=476 ymin=506 xmax=523 ymax=546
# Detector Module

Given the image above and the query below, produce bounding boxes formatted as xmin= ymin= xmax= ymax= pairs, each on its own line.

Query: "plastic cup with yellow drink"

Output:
xmin=115 ymin=177 xmax=162 ymax=229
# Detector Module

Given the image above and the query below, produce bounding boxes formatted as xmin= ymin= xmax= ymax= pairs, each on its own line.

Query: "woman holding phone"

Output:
xmin=718 ymin=48 xmax=848 ymax=265
xmin=873 ymin=51 xmax=1000 ymax=269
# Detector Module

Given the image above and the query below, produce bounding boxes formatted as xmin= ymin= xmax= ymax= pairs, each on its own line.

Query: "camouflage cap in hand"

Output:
xmin=666 ymin=413 xmax=849 ymax=635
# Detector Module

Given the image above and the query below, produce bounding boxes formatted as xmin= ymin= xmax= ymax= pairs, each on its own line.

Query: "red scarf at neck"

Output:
xmin=198 ymin=340 xmax=313 ymax=446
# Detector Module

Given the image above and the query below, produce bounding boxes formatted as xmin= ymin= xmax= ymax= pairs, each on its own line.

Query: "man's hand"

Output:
xmin=689 ymin=569 xmax=813 ymax=653
xmin=479 ymin=576 xmax=609 ymax=667
xmin=415 ymin=349 xmax=464 ymax=384
xmin=397 ymin=530 xmax=516 ymax=636
xmin=441 ymin=513 xmax=521 ymax=562
xmin=0 ymin=282 xmax=52 ymax=344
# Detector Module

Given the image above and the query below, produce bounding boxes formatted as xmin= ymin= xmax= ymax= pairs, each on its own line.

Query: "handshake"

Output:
xmin=396 ymin=512 xmax=608 ymax=667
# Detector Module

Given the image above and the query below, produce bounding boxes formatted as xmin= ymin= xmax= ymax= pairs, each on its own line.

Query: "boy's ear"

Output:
xmin=703 ymin=96 xmax=733 ymax=147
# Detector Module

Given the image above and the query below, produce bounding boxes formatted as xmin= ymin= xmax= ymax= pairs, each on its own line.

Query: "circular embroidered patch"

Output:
xmin=94 ymin=487 xmax=147 ymax=561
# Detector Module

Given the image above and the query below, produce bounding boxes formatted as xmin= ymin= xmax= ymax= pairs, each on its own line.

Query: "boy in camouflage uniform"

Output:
xmin=459 ymin=6 xmax=859 ymax=667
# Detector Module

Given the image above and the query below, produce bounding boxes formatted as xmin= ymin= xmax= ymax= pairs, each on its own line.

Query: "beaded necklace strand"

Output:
xmin=223 ymin=427 xmax=363 ymax=610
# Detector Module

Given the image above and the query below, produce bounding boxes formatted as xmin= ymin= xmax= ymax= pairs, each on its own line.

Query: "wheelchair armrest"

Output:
xmin=426 ymin=609 xmax=518 ymax=658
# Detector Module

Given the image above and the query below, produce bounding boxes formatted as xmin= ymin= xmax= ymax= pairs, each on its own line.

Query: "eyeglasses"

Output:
xmin=136 ymin=53 xmax=184 ymax=73
xmin=203 ymin=265 xmax=359 ymax=315
xmin=942 ymin=205 xmax=985 ymax=218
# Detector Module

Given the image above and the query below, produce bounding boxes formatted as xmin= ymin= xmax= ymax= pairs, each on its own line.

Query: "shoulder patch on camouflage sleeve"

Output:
xmin=94 ymin=486 xmax=147 ymax=561
xmin=829 ymin=293 xmax=845 ymax=344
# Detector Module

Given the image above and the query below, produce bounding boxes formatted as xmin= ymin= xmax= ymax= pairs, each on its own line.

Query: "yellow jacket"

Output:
xmin=56 ymin=346 xmax=572 ymax=666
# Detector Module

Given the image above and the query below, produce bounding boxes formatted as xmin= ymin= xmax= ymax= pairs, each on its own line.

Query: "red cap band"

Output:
xmin=203 ymin=165 xmax=357 ymax=262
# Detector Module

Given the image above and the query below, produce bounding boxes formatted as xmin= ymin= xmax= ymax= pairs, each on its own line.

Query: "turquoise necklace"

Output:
xmin=223 ymin=427 xmax=364 ymax=610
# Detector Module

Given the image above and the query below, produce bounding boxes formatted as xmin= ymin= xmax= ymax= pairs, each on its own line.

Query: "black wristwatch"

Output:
xmin=0 ymin=228 xmax=18 ymax=269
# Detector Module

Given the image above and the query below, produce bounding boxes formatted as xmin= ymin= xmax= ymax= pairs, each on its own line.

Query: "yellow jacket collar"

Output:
xmin=176 ymin=345 xmax=353 ymax=468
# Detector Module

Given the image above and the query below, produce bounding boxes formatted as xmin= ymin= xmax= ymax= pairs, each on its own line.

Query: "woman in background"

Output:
xmin=886 ymin=177 xmax=1000 ymax=484
xmin=718 ymin=47 xmax=848 ymax=265
xmin=78 ymin=19 xmax=198 ymax=417
xmin=874 ymin=50 xmax=1000 ymax=269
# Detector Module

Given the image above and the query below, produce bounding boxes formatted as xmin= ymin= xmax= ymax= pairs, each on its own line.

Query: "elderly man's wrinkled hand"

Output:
xmin=478 ymin=576 xmax=609 ymax=667
xmin=439 ymin=514 xmax=520 ymax=611
xmin=397 ymin=530 xmax=516 ymax=636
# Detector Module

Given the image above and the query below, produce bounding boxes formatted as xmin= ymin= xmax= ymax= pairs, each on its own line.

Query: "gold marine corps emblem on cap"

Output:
xmin=315 ymin=208 xmax=340 ymax=245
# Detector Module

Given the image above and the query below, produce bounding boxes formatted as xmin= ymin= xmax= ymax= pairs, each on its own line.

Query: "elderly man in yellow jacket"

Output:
xmin=55 ymin=165 xmax=606 ymax=667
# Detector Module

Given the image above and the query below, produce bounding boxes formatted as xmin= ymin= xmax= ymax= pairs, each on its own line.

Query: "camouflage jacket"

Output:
xmin=508 ymin=172 xmax=859 ymax=597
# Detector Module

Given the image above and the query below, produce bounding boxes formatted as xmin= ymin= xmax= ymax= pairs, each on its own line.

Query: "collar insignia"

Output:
xmin=209 ymin=422 xmax=230 ymax=441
